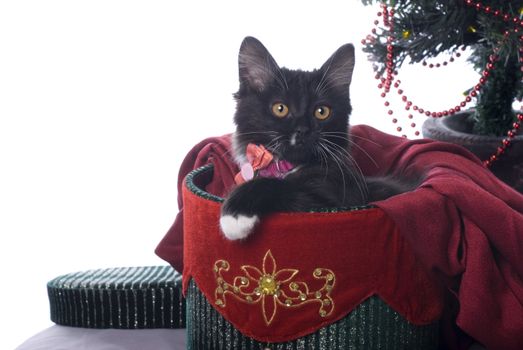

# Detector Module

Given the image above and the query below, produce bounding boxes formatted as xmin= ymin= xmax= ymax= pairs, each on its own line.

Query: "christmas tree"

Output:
xmin=361 ymin=0 xmax=523 ymax=136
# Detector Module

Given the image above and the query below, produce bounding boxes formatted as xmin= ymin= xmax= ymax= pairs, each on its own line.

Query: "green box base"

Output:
xmin=186 ymin=279 xmax=439 ymax=350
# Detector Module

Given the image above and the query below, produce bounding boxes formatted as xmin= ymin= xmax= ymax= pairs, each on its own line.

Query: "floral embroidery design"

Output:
xmin=213 ymin=250 xmax=335 ymax=326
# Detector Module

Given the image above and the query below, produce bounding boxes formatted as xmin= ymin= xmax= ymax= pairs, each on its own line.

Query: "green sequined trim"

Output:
xmin=309 ymin=205 xmax=373 ymax=213
xmin=186 ymin=279 xmax=439 ymax=350
xmin=185 ymin=164 xmax=374 ymax=213
xmin=185 ymin=164 xmax=225 ymax=203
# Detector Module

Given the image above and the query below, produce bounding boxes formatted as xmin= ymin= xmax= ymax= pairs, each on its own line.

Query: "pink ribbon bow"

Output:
xmin=234 ymin=144 xmax=294 ymax=184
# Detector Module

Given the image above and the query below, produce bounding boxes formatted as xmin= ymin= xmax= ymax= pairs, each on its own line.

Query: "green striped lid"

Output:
xmin=47 ymin=266 xmax=185 ymax=329
xmin=186 ymin=279 xmax=439 ymax=350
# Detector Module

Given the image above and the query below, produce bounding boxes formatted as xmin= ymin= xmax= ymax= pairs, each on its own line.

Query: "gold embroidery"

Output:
xmin=213 ymin=250 xmax=335 ymax=326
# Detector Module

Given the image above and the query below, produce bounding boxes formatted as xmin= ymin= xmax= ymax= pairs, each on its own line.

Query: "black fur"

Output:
xmin=222 ymin=37 xmax=414 ymax=221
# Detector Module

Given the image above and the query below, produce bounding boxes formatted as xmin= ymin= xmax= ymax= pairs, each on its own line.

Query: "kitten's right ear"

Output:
xmin=238 ymin=37 xmax=280 ymax=92
xmin=319 ymin=43 xmax=355 ymax=94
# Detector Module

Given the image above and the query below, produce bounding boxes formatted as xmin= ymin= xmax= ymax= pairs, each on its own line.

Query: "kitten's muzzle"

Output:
xmin=291 ymin=126 xmax=310 ymax=146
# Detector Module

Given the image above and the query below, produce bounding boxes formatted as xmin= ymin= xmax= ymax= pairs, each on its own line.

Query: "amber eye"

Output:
xmin=271 ymin=102 xmax=289 ymax=118
xmin=314 ymin=105 xmax=331 ymax=120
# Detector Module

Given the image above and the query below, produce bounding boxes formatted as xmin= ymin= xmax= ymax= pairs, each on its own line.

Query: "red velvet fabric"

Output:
xmin=155 ymin=136 xmax=236 ymax=273
xmin=155 ymin=125 xmax=523 ymax=349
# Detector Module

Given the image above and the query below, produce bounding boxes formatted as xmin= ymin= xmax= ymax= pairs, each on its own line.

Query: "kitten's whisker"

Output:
xmin=321 ymin=132 xmax=380 ymax=168
xmin=348 ymin=134 xmax=383 ymax=147
xmin=345 ymin=139 xmax=379 ymax=169
xmin=319 ymin=140 xmax=368 ymax=204
xmin=316 ymin=145 xmax=330 ymax=180
xmin=321 ymin=131 xmax=383 ymax=148
xmin=265 ymin=134 xmax=287 ymax=159
xmin=231 ymin=130 xmax=282 ymax=164
xmin=319 ymin=139 xmax=368 ymax=201
xmin=324 ymin=141 xmax=368 ymax=199
xmin=322 ymin=131 xmax=382 ymax=147
xmin=220 ymin=144 xmax=249 ymax=163
xmin=322 ymin=139 xmax=367 ymax=180
xmin=265 ymin=136 xmax=285 ymax=155
xmin=319 ymin=137 xmax=353 ymax=161
xmin=318 ymin=142 xmax=347 ymax=203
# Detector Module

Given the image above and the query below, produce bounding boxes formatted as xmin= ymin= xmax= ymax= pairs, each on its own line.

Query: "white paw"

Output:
xmin=219 ymin=214 xmax=259 ymax=240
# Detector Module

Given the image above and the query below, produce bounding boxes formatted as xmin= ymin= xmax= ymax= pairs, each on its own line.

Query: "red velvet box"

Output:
xmin=182 ymin=164 xmax=443 ymax=349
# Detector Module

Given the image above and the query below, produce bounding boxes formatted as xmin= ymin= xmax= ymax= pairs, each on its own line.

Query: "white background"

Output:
xmin=0 ymin=1 xmax=478 ymax=348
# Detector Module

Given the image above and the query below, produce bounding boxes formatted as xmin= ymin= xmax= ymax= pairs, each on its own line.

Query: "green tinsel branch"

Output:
xmin=361 ymin=0 xmax=523 ymax=136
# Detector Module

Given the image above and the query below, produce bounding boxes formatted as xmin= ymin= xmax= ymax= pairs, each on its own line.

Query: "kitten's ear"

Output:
xmin=319 ymin=44 xmax=355 ymax=93
xmin=238 ymin=37 xmax=281 ymax=92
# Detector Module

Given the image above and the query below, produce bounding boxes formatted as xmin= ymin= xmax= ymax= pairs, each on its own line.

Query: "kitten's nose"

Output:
xmin=291 ymin=126 xmax=309 ymax=146
xmin=295 ymin=126 xmax=309 ymax=137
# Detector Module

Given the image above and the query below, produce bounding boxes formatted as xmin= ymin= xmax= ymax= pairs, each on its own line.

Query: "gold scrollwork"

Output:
xmin=213 ymin=250 xmax=335 ymax=326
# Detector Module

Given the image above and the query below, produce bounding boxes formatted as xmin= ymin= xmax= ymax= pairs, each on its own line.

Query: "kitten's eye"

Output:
xmin=314 ymin=105 xmax=331 ymax=120
xmin=271 ymin=102 xmax=289 ymax=118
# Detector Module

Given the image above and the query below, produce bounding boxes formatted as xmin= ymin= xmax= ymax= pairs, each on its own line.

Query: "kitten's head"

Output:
xmin=232 ymin=36 xmax=355 ymax=166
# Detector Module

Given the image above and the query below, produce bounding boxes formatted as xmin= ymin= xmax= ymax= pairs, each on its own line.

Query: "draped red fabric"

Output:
xmin=155 ymin=136 xmax=236 ymax=273
xmin=155 ymin=125 xmax=523 ymax=349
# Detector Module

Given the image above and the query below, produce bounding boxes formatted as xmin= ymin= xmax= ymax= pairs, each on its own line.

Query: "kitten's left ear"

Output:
xmin=238 ymin=36 xmax=282 ymax=92
xmin=319 ymin=44 xmax=355 ymax=93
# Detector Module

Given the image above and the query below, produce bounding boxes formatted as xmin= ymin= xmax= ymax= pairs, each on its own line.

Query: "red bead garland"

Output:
xmin=484 ymin=112 xmax=523 ymax=167
xmin=422 ymin=46 xmax=466 ymax=68
xmin=462 ymin=1 xmax=523 ymax=167
xmin=364 ymin=1 xmax=523 ymax=167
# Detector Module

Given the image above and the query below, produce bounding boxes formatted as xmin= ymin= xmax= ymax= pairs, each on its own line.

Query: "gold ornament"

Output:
xmin=213 ymin=250 xmax=336 ymax=326
xmin=467 ymin=26 xmax=477 ymax=33
xmin=402 ymin=30 xmax=411 ymax=39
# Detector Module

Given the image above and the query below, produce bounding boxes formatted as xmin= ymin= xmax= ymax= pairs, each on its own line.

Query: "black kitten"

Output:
xmin=220 ymin=37 xmax=411 ymax=240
